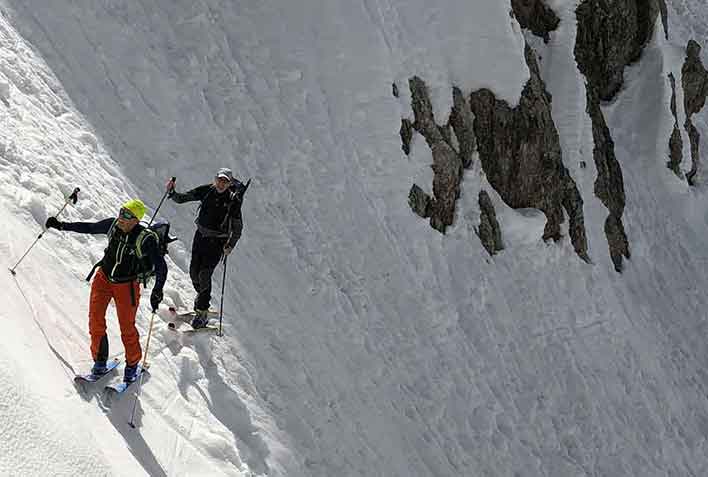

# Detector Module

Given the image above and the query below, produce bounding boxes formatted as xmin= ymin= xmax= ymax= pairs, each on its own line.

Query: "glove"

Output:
xmin=45 ymin=217 xmax=63 ymax=230
xmin=166 ymin=178 xmax=176 ymax=196
xmin=150 ymin=290 xmax=163 ymax=312
xmin=223 ymin=245 xmax=233 ymax=257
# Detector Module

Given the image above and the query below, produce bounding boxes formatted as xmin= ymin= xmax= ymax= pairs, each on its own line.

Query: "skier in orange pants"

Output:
xmin=45 ymin=199 xmax=167 ymax=382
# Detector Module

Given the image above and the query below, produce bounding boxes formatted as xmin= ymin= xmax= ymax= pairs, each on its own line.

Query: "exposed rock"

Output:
xmin=686 ymin=121 xmax=700 ymax=185
xmin=408 ymin=76 xmax=464 ymax=233
xmin=667 ymin=73 xmax=683 ymax=177
xmin=511 ymin=0 xmax=560 ymax=43
xmin=682 ymin=40 xmax=708 ymax=117
xmin=449 ymin=87 xmax=476 ymax=168
xmin=477 ymin=190 xmax=504 ymax=256
xmin=668 ymin=126 xmax=684 ymax=177
xmin=400 ymin=118 xmax=413 ymax=155
xmin=575 ymin=0 xmax=660 ymax=101
xmin=681 ymin=40 xmax=708 ymax=185
xmin=409 ymin=184 xmax=432 ymax=218
xmin=469 ymin=44 xmax=589 ymax=261
xmin=586 ymin=87 xmax=630 ymax=271
xmin=392 ymin=82 xmax=399 ymax=98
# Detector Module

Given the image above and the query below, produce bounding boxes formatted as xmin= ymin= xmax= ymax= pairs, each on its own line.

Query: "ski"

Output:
xmin=74 ymin=358 xmax=121 ymax=384
xmin=167 ymin=322 xmax=220 ymax=333
xmin=168 ymin=306 xmax=219 ymax=320
xmin=104 ymin=365 xmax=147 ymax=396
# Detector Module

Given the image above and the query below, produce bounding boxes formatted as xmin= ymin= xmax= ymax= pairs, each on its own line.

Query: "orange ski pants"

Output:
xmin=88 ymin=268 xmax=142 ymax=366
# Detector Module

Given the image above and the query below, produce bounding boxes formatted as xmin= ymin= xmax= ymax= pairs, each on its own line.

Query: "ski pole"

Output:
xmin=218 ymin=254 xmax=227 ymax=337
xmin=9 ymin=187 xmax=80 ymax=275
xmin=148 ymin=177 xmax=176 ymax=226
xmin=128 ymin=309 xmax=156 ymax=428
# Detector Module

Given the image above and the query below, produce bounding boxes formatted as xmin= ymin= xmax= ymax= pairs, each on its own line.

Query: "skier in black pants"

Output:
xmin=167 ymin=168 xmax=244 ymax=328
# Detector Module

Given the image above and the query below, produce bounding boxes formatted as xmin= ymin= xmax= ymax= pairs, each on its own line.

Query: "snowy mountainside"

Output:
xmin=1 ymin=0 xmax=708 ymax=476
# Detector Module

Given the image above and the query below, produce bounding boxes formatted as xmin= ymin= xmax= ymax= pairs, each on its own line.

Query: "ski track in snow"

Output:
xmin=1 ymin=0 xmax=708 ymax=476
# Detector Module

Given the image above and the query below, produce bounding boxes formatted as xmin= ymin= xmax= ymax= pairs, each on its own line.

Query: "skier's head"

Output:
xmin=213 ymin=167 xmax=233 ymax=193
xmin=116 ymin=199 xmax=146 ymax=233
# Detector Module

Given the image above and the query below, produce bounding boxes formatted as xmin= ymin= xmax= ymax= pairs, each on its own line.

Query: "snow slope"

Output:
xmin=2 ymin=0 xmax=708 ymax=476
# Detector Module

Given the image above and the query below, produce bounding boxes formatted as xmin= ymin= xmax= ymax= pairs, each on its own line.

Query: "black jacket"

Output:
xmin=60 ymin=218 xmax=167 ymax=291
xmin=169 ymin=184 xmax=243 ymax=247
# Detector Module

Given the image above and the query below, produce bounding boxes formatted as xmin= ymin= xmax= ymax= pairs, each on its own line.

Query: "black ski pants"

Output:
xmin=189 ymin=230 xmax=226 ymax=311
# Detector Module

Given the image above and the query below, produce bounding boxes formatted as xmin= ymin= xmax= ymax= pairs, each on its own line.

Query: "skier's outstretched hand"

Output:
xmin=150 ymin=290 xmax=163 ymax=312
xmin=45 ymin=217 xmax=63 ymax=230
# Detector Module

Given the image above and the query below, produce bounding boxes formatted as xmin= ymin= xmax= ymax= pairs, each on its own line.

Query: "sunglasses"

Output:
xmin=118 ymin=208 xmax=137 ymax=220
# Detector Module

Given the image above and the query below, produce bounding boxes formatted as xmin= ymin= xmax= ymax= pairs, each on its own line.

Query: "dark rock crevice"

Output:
xmin=511 ymin=0 xmax=560 ymax=43
xmin=667 ymin=73 xmax=683 ymax=177
xmin=469 ymin=44 xmax=589 ymax=261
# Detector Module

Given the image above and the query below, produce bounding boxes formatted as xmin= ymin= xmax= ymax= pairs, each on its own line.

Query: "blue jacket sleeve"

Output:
xmin=60 ymin=218 xmax=114 ymax=234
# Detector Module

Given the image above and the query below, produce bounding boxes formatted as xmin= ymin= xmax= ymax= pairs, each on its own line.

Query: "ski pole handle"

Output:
xmin=9 ymin=186 xmax=80 ymax=275
xmin=148 ymin=178 xmax=176 ymax=226
xmin=51 ymin=187 xmax=81 ymax=224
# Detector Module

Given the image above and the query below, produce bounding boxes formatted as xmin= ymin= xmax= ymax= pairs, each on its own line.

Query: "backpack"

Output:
xmin=134 ymin=220 xmax=177 ymax=283
xmin=85 ymin=219 xmax=177 ymax=284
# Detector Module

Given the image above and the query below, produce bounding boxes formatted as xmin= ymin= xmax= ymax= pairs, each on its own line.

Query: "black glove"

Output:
xmin=45 ymin=217 xmax=63 ymax=230
xmin=150 ymin=290 xmax=163 ymax=312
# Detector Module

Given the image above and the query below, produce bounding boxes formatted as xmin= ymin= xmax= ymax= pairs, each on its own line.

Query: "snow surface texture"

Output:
xmin=1 ymin=0 xmax=708 ymax=476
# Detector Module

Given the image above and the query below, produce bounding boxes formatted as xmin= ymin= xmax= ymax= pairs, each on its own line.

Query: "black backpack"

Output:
xmin=196 ymin=178 xmax=251 ymax=232
xmin=85 ymin=219 xmax=177 ymax=283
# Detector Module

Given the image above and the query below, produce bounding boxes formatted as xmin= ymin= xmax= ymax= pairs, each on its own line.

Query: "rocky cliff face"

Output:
xmin=574 ymin=0 xmax=661 ymax=271
xmin=400 ymin=0 xmax=669 ymax=271
xmin=470 ymin=44 xmax=589 ymax=261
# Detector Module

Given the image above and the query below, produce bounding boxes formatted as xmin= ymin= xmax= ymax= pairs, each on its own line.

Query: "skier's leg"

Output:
xmin=189 ymin=230 xmax=204 ymax=309
xmin=195 ymin=238 xmax=225 ymax=311
xmin=88 ymin=269 xmax=113 ymax=362
xmin=115 ymin=280 xmax=142 ymax=366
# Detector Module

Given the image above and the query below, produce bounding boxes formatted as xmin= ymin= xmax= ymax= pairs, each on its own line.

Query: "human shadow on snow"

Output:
xmin=173 ymin=332 xmax=270 ymax=476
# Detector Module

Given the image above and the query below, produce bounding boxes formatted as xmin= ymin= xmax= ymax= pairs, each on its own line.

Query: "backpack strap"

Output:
xmin=134 ymin=226 xmax=159 ymax=286
xmin=85 ymin=219 xmax=119 ymax=282
xmin=135 ymin=227 xmax=159 ymax=259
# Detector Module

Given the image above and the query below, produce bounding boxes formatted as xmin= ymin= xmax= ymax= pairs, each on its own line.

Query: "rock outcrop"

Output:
xmin=586 ymin=88 xmax=631 ymax=271
xmin=511 ymin=0 xmax=560 ymax=43
xmin=476 ymin=190 xmax=504 ymax=256
xmin=575 ymin=0 xmax=661 ymax=101
xmin=667 ymin=73 xmax=683 ymax=177
xmin=469 ymin=44 xmax=589 ymax=261
xmin=403 ymin=77 xmax=475 ymax=234
xmin=681 ymin=40 xmax=708 ymax=185
xmin=574 ymin=0 xmax=662 ymax=271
